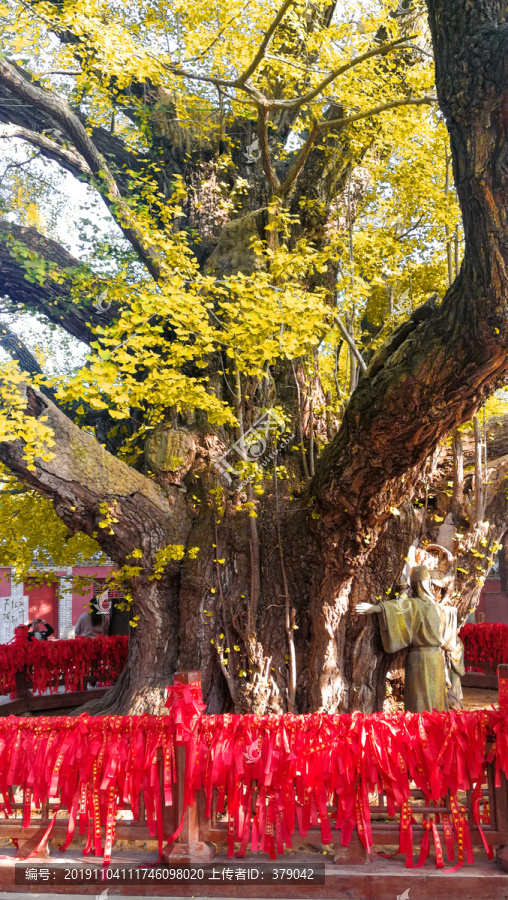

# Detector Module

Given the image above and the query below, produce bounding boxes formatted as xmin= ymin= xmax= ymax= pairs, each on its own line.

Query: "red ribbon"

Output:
xmin=0 ymin=699 xmax=505 ymax=870
xmin=0 ymin=635 xmax=128 ymax=697
xmin=460 ymin=623 xmax=508 ymax=669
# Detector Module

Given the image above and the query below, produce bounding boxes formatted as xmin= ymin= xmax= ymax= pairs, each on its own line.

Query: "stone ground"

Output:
xmin=0 ymin=854 xmax=505 ymax=900
xmin=5 ymin=685 xmax=500 ymax=717
xmin=462 ymin=686 xmax=498 ymax=710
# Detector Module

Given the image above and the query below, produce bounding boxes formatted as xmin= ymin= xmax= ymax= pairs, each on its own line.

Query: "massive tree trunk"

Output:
xmin=0 ymin=384 xmax=192 ymax=713
xmin=304 ymin=0 xmax=508 ymax=710
xmin=1 ymin=0 xmax=508 ymax=715
xmin=82 ymin=572 xmax=182 ymax=715
xmin=2 ymin=380 xmax=508 ymax=717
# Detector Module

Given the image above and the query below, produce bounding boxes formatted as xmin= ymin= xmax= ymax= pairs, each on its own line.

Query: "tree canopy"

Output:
xmin=1 ymin=0 xmax=508 ymax=714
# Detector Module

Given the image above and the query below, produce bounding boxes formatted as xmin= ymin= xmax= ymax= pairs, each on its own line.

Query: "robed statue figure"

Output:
xmin=356 ymin=565 xmax=464 ymax=713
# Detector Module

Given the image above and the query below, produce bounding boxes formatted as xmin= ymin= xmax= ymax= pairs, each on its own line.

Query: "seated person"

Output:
xmin=27 ymin=618 xmax=54 ymax=642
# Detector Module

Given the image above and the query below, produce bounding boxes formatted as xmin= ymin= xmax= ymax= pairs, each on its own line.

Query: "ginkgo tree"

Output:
xmin=0 ymin=0 xmax=508 ymax=715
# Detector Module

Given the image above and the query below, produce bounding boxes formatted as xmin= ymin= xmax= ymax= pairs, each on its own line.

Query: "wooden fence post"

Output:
xmin=494 ymin=665 xmax=508 ymax=870
xmin=13 ymin=666 xmax=31 ymax=715
xmin=498 ymin=664 xmax=508 ymax=712
xmin=161 ymin=670 xmax=214 ymax=865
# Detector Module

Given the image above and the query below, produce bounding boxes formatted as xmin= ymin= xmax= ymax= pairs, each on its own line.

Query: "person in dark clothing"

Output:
xmin=108 ymin=598 xmax=130 ymax=636
xmin=27 ymin=618 xmax=54 ymax=641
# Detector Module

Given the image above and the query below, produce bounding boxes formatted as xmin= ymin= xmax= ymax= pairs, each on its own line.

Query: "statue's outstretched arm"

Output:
xmin=356 ymin=602 xmax=382 ymax=615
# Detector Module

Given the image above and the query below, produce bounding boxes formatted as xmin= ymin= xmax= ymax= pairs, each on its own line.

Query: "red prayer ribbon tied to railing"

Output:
xmin=460 ymin=623 xmax=508 ymax=669
xmin=165 ymin=682 xmax=206 ymax=736
xmin=0 ymin=635 xmax=128 ymax=697
xmin=0 ymin=681 xmax=506 ymax=870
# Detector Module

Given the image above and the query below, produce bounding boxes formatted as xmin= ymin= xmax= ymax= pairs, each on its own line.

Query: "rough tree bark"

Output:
xmin=1 ymin=0 xmax=508 ymax=715
xmin=0 ymin=220 xmax=118 ymax=343
xmin=0 ymin=384 xmax=192 ymax=713
xmin=344 ymin=417 xmax=508 ymax=712
xmin=305 ymin=0 xmax=508 ymax=710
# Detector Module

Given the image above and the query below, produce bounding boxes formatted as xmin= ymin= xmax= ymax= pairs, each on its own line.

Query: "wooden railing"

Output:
xmin=0 ymin=635 xmax=128 ymax=715
xmin=0 ymin=667 xmax=110 ymax=716
xmin=1 ymin=668 xmax=507 ymax=866
xmin=195 ymin=760 xmax=507 ymax=864
xmin=173 ymin=668 xmax=508 ymax=866
xmin=460 ymin=622 xmax=508 ymax=688
xmin=462 ymin=660 xmax=499 ymax=689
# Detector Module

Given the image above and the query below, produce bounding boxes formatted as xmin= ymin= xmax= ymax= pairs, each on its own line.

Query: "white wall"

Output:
xmin=0 ymin=572 xmax=28 ymax=643
xmin=58 ymin=571 xmax=74 ymax=638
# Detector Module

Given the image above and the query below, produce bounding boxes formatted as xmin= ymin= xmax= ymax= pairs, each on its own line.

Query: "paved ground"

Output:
xmin=462 ymin=686 xmax=498 ymax=709
xmin=0 ymin=859 xmax=506 ymax=900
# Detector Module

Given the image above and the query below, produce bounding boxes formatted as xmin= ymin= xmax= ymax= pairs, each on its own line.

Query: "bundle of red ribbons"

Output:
xmin=0 ymin=681 xmax=506 ymax=870
xmin=459 ymin=622 xmax=508 ymax=668
xmin=0 ymin=635 xmax=128 ymax=696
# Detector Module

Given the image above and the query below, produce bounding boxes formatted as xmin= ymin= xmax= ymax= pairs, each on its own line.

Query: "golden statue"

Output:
xmin=356 ymin=565 xmax=464 ymax=713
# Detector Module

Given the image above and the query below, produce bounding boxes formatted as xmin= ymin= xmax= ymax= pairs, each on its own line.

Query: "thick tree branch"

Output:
xmin=305 ymin=0 xmax=508 ymax=710
xmin=162 ymin=25 xmax=419 ymax=126
xmin=248 ymin=0 xmax=338 ymax=138
xmin=0 ymin=59 xmax=163 ymax=280
xmin=0 ymin=320 xmax=42 ymax=376
xmin=0 ymin=321 xmax=60 ymax=405
xmin=0 ymin=123 xmax=91 ymax=178
xmin=0 ymin=382 xmax=190 ymax=564
xmin=272 ymin=97 xmax=436 ymax=203
xmin=0 ymin=65 xmax=144 ymax=195
xmin=0 ymin=322 xmax=44 ymax=380
xmin=278 ymin=120 xmax=319 ymax=197
xmin=159 ymin=61 xmax=251 ymax=95
xmin=0 ymin=63 xmax=223 ymax=257
xmin=334 ymin=316 xmax=367 ymax=373
xmin=0 ymin=219 xmax=117 ymax=344
xmin=258 ymin=103 xmax=279 ymax=192
xmin=271 ymin=36 xmax=415 ymax=110
xmin=426 ymin=0 xmax=506 ymax=123
xmin=317 ymin=96 xmax=437 ymax=133
xmin=0 ymin=382 xmax=192 ymax=716
xmin=236 ymin=0 xmax=297 ymax=86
